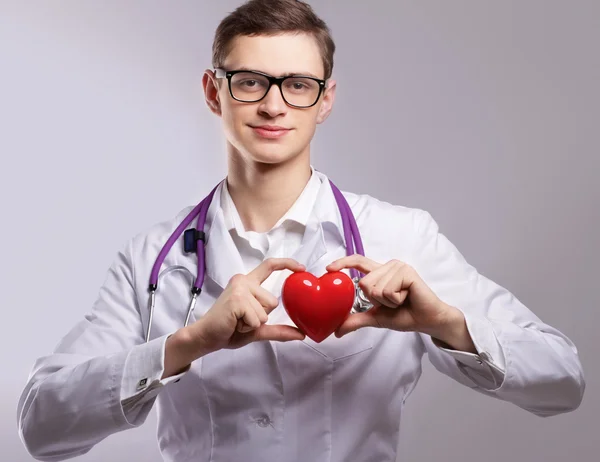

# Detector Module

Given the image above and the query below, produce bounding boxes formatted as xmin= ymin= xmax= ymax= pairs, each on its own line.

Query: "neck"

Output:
xmin=226 ymin=147 xmax=312 ymax=233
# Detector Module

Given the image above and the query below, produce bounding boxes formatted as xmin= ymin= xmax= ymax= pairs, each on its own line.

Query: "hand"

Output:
xmin=326 ymin=255 xmax=475 ymax=352
xmin=190 ymin=258 xmax=307 ymax=353
xmin=163 ymin=258 xmax=307 ymax=378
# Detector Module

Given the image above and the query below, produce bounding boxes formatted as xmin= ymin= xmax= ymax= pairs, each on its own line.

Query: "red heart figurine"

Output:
xmin=281 ymin=271 xmax=355 ymax=343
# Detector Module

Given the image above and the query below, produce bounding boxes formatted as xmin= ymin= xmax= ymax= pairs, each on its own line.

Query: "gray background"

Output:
xmin=1 ymin=1 xmax=598 ymax=461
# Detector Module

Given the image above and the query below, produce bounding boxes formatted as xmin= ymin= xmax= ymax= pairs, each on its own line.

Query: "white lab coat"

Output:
xmin=17 ymin=170 xmax=585 ymax=462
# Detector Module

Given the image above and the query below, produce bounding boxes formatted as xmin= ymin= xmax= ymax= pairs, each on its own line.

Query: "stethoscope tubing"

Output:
xmin=145 ymin=178 xmax=368 ymax=342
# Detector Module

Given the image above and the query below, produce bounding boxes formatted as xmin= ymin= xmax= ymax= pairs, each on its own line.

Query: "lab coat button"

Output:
xmin=256 ymin=415 xmax=271 ymax=428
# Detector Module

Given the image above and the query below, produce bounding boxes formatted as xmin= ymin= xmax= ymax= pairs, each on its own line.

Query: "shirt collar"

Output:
xmin=221 ymin=165 xmax=322 ymax=237
xmin=194 ymin=168 xmax=348 ymax=290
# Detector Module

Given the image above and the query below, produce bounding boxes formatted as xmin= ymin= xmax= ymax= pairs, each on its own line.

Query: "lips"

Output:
xmin=250 ymin=125 xmax=292 ymax=139
xmin=252 ymin=125 xmax=290 ymax=131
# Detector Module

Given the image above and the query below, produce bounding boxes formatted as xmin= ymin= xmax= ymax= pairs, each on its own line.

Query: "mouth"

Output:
xmin=249 ymin=124 xmax=293 ymax=140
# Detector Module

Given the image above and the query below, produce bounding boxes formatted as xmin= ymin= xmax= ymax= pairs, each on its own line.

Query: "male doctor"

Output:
xmin=18 ymin=1 xmax=585 ymax=461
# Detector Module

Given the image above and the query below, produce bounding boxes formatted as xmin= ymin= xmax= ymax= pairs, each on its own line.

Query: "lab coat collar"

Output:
xmin=204 ymin=169 xmax=346 ymax=290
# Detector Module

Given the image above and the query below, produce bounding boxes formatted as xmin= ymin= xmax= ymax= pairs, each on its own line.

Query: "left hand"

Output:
xmin=326 ymin=255 xmax=466 ymax=345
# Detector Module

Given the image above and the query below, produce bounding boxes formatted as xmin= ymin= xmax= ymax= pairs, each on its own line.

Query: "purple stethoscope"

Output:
xmin=145 ymin=178 xmax=374 ymax=342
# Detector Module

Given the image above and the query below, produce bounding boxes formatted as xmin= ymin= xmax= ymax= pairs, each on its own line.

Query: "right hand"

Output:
xmin=187 ymin=258 xmax=307 ymax=354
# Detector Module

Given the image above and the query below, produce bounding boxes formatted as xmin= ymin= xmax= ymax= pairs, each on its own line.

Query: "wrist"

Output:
xmin=175 ymin=322 xmax=214 ymax=359
xmin=429 ymin=305 xmax=477 ymax=354
xmin=162 ymin=325 xmax=211 ymax=379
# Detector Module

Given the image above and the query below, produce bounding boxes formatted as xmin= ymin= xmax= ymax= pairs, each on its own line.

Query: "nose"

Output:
xmin=258 ymin=84 xmax=287 ymax=118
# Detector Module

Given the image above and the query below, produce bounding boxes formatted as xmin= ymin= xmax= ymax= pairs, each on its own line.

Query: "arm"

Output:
xmin=17 ymin=237 xmax=185 ymax=461
xmin=17 ymin=248 xmax=305 ymax=461
xmin=412 ymin=209 xmax=585 ymax=416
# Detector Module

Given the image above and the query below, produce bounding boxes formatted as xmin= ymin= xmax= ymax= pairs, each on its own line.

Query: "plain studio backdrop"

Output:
xmin=1 ymin=1 xmax=598 ymax=461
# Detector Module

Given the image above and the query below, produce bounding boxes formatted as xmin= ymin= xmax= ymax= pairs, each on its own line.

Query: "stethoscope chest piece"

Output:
xmin=351 ymin=277 xmax=374 ymax=314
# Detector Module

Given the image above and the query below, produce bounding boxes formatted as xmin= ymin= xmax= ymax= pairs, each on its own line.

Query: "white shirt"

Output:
xmin=220 ymin=166 xmax=322 ymax=294
xmin=18 ymin=168 xmax=585 ymax=462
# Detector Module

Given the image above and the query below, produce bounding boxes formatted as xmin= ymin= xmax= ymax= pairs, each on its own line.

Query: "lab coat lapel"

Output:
xmin=292 ymin=173 xmax=347 ymax=272
xmin=269 ymin=175 xmax=347 ymax=302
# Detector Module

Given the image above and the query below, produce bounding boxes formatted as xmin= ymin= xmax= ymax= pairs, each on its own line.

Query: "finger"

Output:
xmin=236 ymin=300 xmax=261 ymax=333
xmin=335 ymin=311 xmax=380 ymax=337
xmin=249 ymin=284 xmax=280 ymax=314
xmin=371 ymin=304 xmax=416 ymax=332
xmin=368 ymin=264 xmax=404 ymax=308
xmin=381 ymin=265 xmax=413 ymax=306
xmin=249 ymin=295 xmax=269 ymax=324
xmin=247 ymin=258 xmax=306 ymax=285
xmin=384 ymin=288 xmax=410 ymax=306
xmin=251 ymin=324 xmax=306 ymax=342
xmin=326 ymin=254 xmax=381 ymax=274
xmin=353 ymin=262 xmax=396 ymax=308
xmin=236 ymin=319 xmax=253 ymax=333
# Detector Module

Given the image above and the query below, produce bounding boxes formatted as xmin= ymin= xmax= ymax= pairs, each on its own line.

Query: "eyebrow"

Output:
xmin=234 ymin=66 xmax=322 ymax=80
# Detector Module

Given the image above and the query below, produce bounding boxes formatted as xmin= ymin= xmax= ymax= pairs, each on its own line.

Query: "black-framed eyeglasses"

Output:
xmin=214 ymin=68 xmax=326 ymax=108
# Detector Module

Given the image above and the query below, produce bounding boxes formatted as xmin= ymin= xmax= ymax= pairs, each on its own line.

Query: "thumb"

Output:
xmin=253 ymin=324 xmax=306 ymax=342
xmin=335 ymin=311 xmax=379 ymax=338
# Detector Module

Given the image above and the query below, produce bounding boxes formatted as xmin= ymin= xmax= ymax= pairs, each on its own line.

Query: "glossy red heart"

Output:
xmin=281 ymin=271 xmax=355 ymax=343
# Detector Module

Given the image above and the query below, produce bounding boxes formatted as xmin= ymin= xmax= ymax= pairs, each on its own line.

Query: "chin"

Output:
xmin=247 ymin=150 xmax=296 ymax=165
xmin=244 ymin=141 xmax=302 ymax=165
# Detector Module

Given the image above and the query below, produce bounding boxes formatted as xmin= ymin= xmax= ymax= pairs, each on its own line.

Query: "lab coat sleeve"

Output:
xmin=120 ymin=333 xmax=189 ymax=420
xmin=433 ymin=316 xmax=506 ymax=390
xmin=16 ymin=236 xmax=189 ymax=461
xmin=410 ymin=209 xmax=585 ymax=417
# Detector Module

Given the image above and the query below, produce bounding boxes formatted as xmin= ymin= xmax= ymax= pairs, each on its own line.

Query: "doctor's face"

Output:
xmin=203 ymin=33 xmax=336 ymax=165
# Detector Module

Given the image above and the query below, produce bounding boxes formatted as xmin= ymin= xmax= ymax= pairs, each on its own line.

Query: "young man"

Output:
xmin=18 ymin=1 xmax=584 ymax=461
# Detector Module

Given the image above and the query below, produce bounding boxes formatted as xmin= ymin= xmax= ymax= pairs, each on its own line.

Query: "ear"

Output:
xmin=202 ymin=69 xmax=222 ymax=117
xmin=316 ymin=79 xmax=336 ymax=124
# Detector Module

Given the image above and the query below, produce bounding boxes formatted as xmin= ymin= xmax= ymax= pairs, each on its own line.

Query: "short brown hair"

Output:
xmin=212 ymin=0 xmax=336 ymax=79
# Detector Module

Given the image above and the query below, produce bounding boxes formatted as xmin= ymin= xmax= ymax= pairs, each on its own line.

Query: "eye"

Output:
xmin=240 ymin=79 xmax=258 ymax=87
xmin=284 ymin=78 xmax=315 ymax=93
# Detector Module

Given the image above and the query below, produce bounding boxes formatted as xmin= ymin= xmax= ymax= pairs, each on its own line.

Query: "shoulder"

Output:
xmin=337 ymin=188 xmax=444 ymax=264
xmin=341 ymin=189 xmax=439 ymax=238
xmin=127 ymin=204 xmax=197 ymax=257
xmin=99 ymin=204 xmax=197 ymax=292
